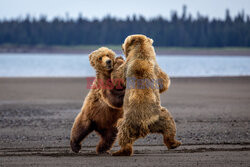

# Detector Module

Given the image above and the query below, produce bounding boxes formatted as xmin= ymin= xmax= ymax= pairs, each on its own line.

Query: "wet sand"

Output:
xmin=0 ymin=77 xmax=249 ymax=166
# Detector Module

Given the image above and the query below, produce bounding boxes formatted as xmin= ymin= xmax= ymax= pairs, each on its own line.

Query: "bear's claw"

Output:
xmin=167 ymin=140 xmax=182 ymax=149
xmin=70 ymin=141 xmax=81 ymax=153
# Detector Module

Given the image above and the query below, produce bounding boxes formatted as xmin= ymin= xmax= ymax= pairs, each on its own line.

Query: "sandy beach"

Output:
xmin=0 ymin=77 xmax=249 ymax=166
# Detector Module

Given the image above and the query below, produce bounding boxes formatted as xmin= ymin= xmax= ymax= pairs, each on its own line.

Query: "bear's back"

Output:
xmin=127 ymin=58 xmax=156 ymax=79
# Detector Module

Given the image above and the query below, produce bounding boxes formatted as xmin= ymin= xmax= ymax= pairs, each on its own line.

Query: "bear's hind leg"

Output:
xmin=112 ymin=143 xmax=133 ymax=156
xmin=112 ymin=121 xmax=136 ymax=156
xmin=160 ymin=108 xmax=181 ymax=149
xmin=70 ymin=113 xmax=93 ymax=153
xmin=96 ymin=128 xmax=117 ymax=154
xmin=163 ymin=133 xmax=181 ymax=149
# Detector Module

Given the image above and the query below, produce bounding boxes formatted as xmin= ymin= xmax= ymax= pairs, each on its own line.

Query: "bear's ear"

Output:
xmin=123 ymin=37 xmax=136 ymax=56
xmin=122 ymin=44 xmax=125 ymax=52
xmin=89 ymin=52 xmax=95 ymax=67
xmin=148 ymin=37 xmax=154 ymax=45
xmin=127 ymin=38 xmax=136 ymax=47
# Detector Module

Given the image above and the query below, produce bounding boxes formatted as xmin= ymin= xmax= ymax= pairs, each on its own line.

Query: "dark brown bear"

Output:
xmin=70 ymin=47 xmax=125 ymax=154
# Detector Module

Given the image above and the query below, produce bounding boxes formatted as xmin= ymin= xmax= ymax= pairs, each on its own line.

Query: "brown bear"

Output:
xmin=70 ymin=47 xmax=125 ymax=154
xmin=111 ymin=35 xmax=181 ymax=156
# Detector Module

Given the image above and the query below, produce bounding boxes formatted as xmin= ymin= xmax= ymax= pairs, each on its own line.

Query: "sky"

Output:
xmin=0 ymin=0 xmax=250 ymax=20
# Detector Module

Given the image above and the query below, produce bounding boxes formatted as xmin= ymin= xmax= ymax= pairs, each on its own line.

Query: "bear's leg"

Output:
xmin=112 ymin=121 xmax=135 ymax=156
xmin=163 ymin=133 xmax=181 ymax=149
xmin=70 ymin=113 xmax=93 ymax=153
xmin=96 ymin=128 xmax=117 ymax=154
xmin=160 ymin=108 xmax=181 ymax=149
xmin=112 ymin=143 xmax=133 ymax=156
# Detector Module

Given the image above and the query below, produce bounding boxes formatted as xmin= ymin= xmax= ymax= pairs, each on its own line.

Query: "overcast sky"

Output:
xmin=0 ymin=0 xmax=250 ymax=20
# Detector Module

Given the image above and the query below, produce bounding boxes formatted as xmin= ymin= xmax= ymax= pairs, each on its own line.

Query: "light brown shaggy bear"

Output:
xmin=70 ymin=47 xmax=125 ymax=154
xmin=112 ymin=35 xmax=181 ymax=156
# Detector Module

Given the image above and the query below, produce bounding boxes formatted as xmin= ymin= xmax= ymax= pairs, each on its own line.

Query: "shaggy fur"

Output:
xmin=112 ymin=35 xmax=181 ymax=156
xmin=70 ymin=47 xmax=125 ymax=154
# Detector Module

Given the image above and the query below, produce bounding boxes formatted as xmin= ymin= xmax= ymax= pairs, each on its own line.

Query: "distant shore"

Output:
xmin=0 ymin=45 xmax=250 ymax=56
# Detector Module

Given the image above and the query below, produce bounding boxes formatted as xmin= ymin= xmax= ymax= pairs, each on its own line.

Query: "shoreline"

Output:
xmin=0 ymin=45 xmax=250 ymax=56
xmin=0 ymin=76 xmax=249 ymax=80
xmin=0 ymin=75 xmax=249 ymax=78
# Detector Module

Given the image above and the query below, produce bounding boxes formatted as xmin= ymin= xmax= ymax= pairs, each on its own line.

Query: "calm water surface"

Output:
xmin=0 ymin=53 xmax=250 ymax=77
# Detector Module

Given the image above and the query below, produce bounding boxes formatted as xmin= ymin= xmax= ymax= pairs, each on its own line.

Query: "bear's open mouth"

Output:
xmin=106 ymin=65 xmax=112 ymax=70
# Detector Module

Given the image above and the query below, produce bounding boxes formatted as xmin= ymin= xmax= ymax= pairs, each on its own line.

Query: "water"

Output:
xmin=0 ymin=53 xmax=250 ymax=77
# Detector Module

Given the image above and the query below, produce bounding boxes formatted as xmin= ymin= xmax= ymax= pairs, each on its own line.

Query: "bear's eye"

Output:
xmin=99 ymin=57 xmax=102 ymax=61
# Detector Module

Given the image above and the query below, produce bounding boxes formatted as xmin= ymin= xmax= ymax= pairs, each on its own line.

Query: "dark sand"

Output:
xmin=0 ymin=77 xmax=249 ymax=166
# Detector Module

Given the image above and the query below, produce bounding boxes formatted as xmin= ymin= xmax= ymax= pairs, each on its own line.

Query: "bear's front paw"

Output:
xmin=115 ymin=56 xmax=124 ymax=61
xmin=70 ymin=141 xmax=81 ymax=153
xmin=114 ymin=57 xmax=125 ymax=68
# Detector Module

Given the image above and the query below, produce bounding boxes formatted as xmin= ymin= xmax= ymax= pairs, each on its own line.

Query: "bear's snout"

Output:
xmin=106 ymin=59 xmax=112 ymax=65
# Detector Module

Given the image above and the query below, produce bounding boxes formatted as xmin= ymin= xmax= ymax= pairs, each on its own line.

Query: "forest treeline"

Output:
xmin=0 ymin=7 xmax=250 ymax=47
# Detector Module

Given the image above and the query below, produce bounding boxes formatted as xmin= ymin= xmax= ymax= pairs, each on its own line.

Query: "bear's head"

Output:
xmin=122 ymin=34 xmax=154 ymax=57
xmin=89 ymin=47 xmax=116 ymax=72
